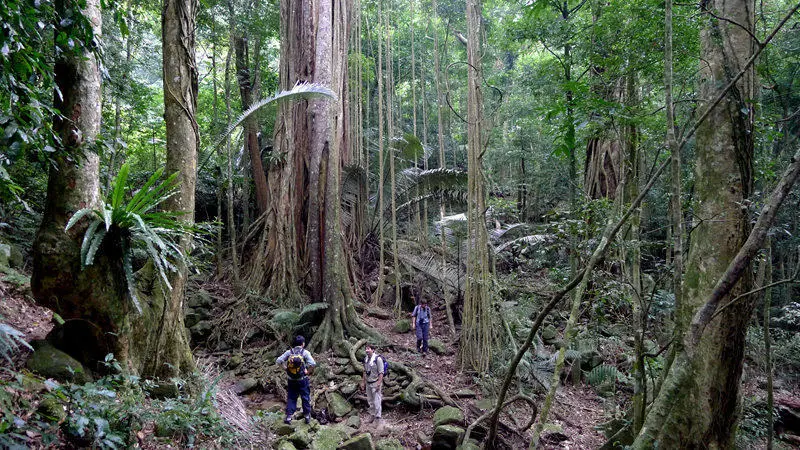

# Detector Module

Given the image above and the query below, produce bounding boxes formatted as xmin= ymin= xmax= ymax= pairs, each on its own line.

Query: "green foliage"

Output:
xmin=586 ymin=364 xmax=623 ymax=387
xmin=0 ymin=355 xmax=236 ymax=449
xmin=65 ymin=163 xmax=192 ymax=313
xmin=0 ymin=317 xmax=32 ymax=365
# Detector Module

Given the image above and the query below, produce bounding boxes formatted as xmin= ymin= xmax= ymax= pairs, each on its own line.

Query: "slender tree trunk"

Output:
xmin=373 ymin=0 xmax=386 ymax=305
xmin=764 ymin=238 xmax=774 ymax=449
xmin=224 ymin=35 xmax=240 ymax=284
xmin=459 ymin=0 xmax=493 ymax=373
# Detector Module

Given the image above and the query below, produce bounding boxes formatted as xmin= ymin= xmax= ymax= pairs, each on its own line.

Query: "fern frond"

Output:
xmin=101 ymin=203 xmax=113 ymax=231
xmin=80 ymin=219 xmax=102 ymax=266
xmin=587 ymin=364 xmax=621 ymax=386
xmin=111 ymin=163 xmax=130 ymax=210
xmin=84 ymin=227 xmax=107 ymax=266
xmin=65 ymin=207 xmax=97 ymax=232
xmin=127 ymin=167 xmax=165 ymax=212
xmin=121 ymin=240 xmax=142 ymax=314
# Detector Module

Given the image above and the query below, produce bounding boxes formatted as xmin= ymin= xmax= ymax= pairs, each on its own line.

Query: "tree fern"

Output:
xmin=65 ymin=163 xmax=193 ymax=313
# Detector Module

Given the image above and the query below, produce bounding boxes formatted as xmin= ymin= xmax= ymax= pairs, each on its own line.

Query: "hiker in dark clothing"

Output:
xmin=411 ymin=297 xmax=433 ymax=355
xmin=275 ymin=335 xmax=316 ymax=424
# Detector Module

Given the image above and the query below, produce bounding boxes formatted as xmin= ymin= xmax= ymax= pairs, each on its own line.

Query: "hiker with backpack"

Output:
xmin=360 ymin=343 xmax=386 ymax=423
xmin=275 ymin=335 xmax=316 ymax=424
xmin=411 ymin=296 xmax=433 ymax=355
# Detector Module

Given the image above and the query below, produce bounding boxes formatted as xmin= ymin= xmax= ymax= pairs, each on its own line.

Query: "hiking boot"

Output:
xmin=304 ymin=415 xmax=311 ymax=424
xmin=365 ymin=415 xmax=375 ymax=424
xmin=283 ymin=417 xmax=292 ymax=425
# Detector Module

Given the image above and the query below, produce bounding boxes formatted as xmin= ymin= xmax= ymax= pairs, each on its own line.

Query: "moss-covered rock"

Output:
xmin=188 ymin=289 xmax=213 ymax=309
xmin=0 ymin=244 xmax=10 ymax=269
xmin=297 ymin=302 xmax=328 ymax=327
xmin=312 ymin=426 xmax=348 ymax=449
xmin=345 ymin=415 xmax=361 ymax=429
xmin=26 ymin=342 xmax=92 ymax=384
xmin=275 ymin=422 xmax=295 ymax=436
xmin=428 ymin=339 xmax=448 ymax=355
xmin=328 ymin=391 xmax=353 ymax=418
xmin=338 ymin=433 xmax=375 ymax=450
xmin=275 ymin=441 xmax=298 ymax=450
xmin=375 ymin=438 xmax=403 ymax=450
xmin=36 ymin=397 xmax=66 ymax=422
xmin=189 ymin=320 xmax=213 ymax=342
xmin=432 ymin=425 xmax=465 ymax=450
xmin=233 ymin=377 xmax=259 ymax=395
xmin=433 ymin=405 xmax=464 ymax=427
xmin=148 ymin=381 xmax=180 ymax=399
xmin=457 ymin=441 xmax=481 ymax=450
xmin=288 ymin=427 xmax=313 ymax=448
xmin=541 ymin=324 xmax=558 ymax=344
xmin=392 ymin=319 xmax=411 ymax=333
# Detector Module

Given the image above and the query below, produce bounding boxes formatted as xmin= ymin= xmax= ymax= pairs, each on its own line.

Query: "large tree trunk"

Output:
xmin=634 ymin=0 xmax=755 ymax=446
xmin=31 ymin=0 xmax=194 ymax=378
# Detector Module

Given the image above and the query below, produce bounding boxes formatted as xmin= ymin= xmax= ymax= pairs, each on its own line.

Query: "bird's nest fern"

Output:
xmin=65 ymin=163 xmax=193 ymax=313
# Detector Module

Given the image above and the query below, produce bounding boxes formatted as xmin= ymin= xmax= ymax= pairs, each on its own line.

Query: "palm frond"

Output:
xmin=205 ymin=82 xmax=337 ymax=159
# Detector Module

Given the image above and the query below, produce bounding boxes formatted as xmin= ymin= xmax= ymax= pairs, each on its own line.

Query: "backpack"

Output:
xmin=286 ymin=348 xmax=306 ymax=379
xmin=415 ymin=305 xmax=430 ymax=324
xmin=365 ymin=354 xmax=390 ymax=378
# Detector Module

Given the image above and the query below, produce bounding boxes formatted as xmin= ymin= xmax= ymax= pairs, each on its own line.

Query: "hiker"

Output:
xmin=360 ymin=343 xmax=385 ymax=423
xmin=276 ymin=335 xmax=316 ymax=424
xmin=411 ymin=296 xmax=432 ymax=355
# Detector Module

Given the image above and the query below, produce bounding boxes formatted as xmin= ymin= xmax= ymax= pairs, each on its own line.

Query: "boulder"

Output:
xmin=541 ymin=324 xmax=558 ymax=344
xmin=392 ymin=319 xmax=411 ymax=333
xmin=184 ymin=308 xmax=201 ymax=329
xmin=432 ymin=425 xmax=465 ymax=450
xmin=298 ymin=302 xmax=328 ymax=326
xmin=148 ymin=381 xmax=180 ymax=399
xmin=328 ymin=391 xmax=353 ymax=418
xmin=340 ymin=381 xmax=358 ymax=396
xmin=228 ymin=354 xmax=244 ymax=369
xmin=338 ymin=433 xmax=375 ymax=450
xmin=312 ymin=426 xmax=348 ymax=450
xmin=275 ymin=441 xmax=298 ymax=450
xmin=189 ymin=320 xmax=213 ymax=342
xmin=0 ymin=244 xmax=10 ymax=269
xmin=580 ymin=349 xmax=603 ymax=371
xmin=345 ymin=415 xmax=361 ymax=429
xmin=188 ymin=289 xmax=213 ymax=309
xmin=36 ymin=397 xmax=66 ymax=422
xmin=457 ymin=441 xmax=481 ymax=450
xmin=428 ymin=339 xmax=448 ymax=355
xmin=275 ymin=423 xmax=295 ymax=436
xmin=433 ymin=406 xmax=464 ymax=427
xmin=375 ymin=438 xmax=403 ymax=450
xmin=8 ymin=243 xmax=23 ymax=268
xmin=288 ymin=427 xmax=313 ymax=449
xmin=233 ymin=377 xmax=259 ymax=395
xmin=26 ymin=342 xmax=92 ymax=384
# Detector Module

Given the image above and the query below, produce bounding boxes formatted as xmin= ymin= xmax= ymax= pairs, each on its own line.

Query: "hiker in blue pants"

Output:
xmin=411 ymin=297 xmax=433 ymax=355
xmin=276 ymin=335 xmax=316 ymax=424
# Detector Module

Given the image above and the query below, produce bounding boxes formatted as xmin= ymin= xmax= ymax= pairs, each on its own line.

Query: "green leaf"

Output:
xmin=84 ymin=227 xmax=107 ymax=266
xmin=102 ymin=203 xmax=113 ymax=231
xmin=121 ymin=240 xmax=142 ymax=314
xmin=80 ymin=220 xmax=102 ymax=266
xmin=65 ymin=208 xmax=96 ymax=231
xmin=111 ymin=163 xmax=129 ymax=210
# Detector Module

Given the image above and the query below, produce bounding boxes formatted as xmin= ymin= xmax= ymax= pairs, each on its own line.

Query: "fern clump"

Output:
xmin=65 ymin=163 xmax=192 ymax=313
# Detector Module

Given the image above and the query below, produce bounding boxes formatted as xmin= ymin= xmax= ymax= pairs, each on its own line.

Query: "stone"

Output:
xmin=188 ymin=289 xmax=213 ymax=308
xmin=340 ymin=381 xmax=358 ymax=396
xmin=228 ymin=354 xmax=244 ymax=369
xmin=432 ymin=425 xmax=465 ymax=450
xmin=26 ymin=342 xmax=92 ymax=384
xmin=275 ymin=441 xmax=298 ymax=450
xmin=457 ymin=441 xmax=481 ymax=450
xmin=184 ymin=308 xmax=201 ymax=329
xmin=375 ymin=438 xmax=403 ymax=450
xmin=338 ymin=433 xmax=375 ymax=450
xmin=297 ymin=302 xmax=328 ymax=326
xmin=288 ymin=427 xmax=313 ymax=448
xmin=416 ymin=431 xmax=430 ymax=445
xmin=8 ymin=244 xmax=23 ymax=268
xmin=580 ymin=349 xmax=603 ymax=371
xmin=328 ymin=391 xmax=353 ymax=418
xmin=428 ymin=339 xmax=448 ymax=355
xmin=345 ymin=415 xmax=361 ymax=429
xmin=148 ymin=381 xmax=180 ymax=399
xmin=189 ymin=320 xmax=213 ymax=342
xmin=392 ymin=319 xmax=411 ymax=333
xmin=36 ymin=397 xmax=66 ymax=422
xmin=335 ymin=358 xmax=352 ymax=366
xmin=0 ymin=244 xmax=10 ymax=269
xmin=453 ymin=389 xmax=477 ymax=399
xmin=433 ymin=406 xmax=464 ymax=427
xmin=275 ymin=423 xmax=295 ymax=436
xmin=312 ymin=426 xmax=348 ymax=450
xmin=541 ymin=324 xmax=558 ymax=344
xmin=233 ymin=377 xmax=259 ymax=395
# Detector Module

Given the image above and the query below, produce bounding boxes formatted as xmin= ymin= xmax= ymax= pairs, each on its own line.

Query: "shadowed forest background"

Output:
xmin=1 ymin=0 xmax=800 ymax=448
